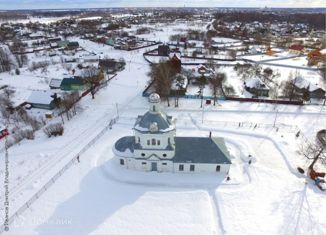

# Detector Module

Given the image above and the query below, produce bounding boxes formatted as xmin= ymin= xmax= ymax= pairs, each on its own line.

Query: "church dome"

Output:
xmin=136 ymin=112 xmax=171 ymax=132
xmin=149 ymin=93 xmax=160 ymax=103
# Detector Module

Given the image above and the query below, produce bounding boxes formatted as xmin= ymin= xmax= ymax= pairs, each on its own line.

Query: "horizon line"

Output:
xmin=1 ymin=6 xmax=326 ymax=11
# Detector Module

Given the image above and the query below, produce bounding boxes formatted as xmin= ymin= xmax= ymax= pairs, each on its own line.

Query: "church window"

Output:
xmin=142 ymin=162 xmax=147 ymax=165
xmin=216 ymin=165 xmax=221 ymax=172
xmin=179 ymin=164 xmax=184 ymax=171
xmin=152 ymin=139 xmax=156 ymax=145
xmin=120 ymin=159 xmax=124 ymax=165
xmin=157 ymin=140 xmax=161 ymax=145
xmin=163 ymin=153 xmax=167 ymax=157
xmin=190 ymin=165 xmax=195 ymax=172
xmin=162 ymin=163 xmax=167 ymax=166
xmin=147 ymin=140 xmax=150 ymax=145
xmin=141 ymin=153 xmax=146 ymax=157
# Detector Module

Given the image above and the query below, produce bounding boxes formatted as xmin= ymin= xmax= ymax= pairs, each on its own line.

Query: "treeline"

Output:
xmin=0 ymin=12 xmax=28 ymax=21
xmin=214 ymin=12 xmax=325 ymax=29
xmin=161 ymin=11 xmax=194 ymax=19
xmin=30 ymin=11 xmax=82 ymax=18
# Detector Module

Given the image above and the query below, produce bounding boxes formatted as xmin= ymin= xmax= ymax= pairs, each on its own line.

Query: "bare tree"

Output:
xmin=0 ymin=47 xmax=12 ymax=72
xmin=210 ymin=72 xmax=226 ymax=105
xmin=15 ymin=54 xmax=28 ymax=68
xmin=11 ymin=39 xmax=28 ymax=68
xmin=60 ymin=92 xmax=78 ymax=120
xmin=83 ymin=67 xmax=104 ymax=99
xmin=148 ymin=60 xmax=176 ymax=107
xmin=0 ymin=88 xmax=15 ymax=121
xmin=227 ymin=50 xmax=237 ymax=60
xmin=281 ymin=71 xmax=301 ymax=101
xmin=300 ymin=137 xmax=326 ymax=171
xmin=43 ymin=123 xmax=64 ymax=137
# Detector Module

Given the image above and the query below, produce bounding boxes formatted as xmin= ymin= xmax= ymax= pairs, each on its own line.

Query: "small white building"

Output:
xmin=113 ymin=93 xmax=231 ymax=173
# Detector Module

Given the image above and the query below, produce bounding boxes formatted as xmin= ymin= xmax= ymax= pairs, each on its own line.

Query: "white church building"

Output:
xmin=113 ymin=93 xmax=231 ymax=173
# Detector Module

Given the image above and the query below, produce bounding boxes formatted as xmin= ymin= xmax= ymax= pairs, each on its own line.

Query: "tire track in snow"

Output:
xmin=208 ymin=189 xmax=226 ymax=235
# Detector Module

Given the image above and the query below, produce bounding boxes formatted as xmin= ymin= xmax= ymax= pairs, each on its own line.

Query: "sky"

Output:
xmin=0 ymin=0 xmax=325 ymax=10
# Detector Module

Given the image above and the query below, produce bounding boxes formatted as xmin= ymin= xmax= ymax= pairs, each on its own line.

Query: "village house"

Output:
xmin=27 ymin=90 xmax=59 ymax=110
xmin=98 ymin=58 xmax=125 ymax=74
xmin=113 ymin=93 xmax=231 ymax=173
xmin=293 ymin=76 xmax=326 ymax=100
xmin=66 ymin=41 xmax=79 ymax=50
xmin=49 ymin=79 xmax=63 ymax=89
xmin=289 ymin=44 xmax=304 ymax=55
xmin=244 ymin=78 xmax=270 ymax=97
xmin=60 ymin=77 xmax=86 ymax=91
xmin=158 ymin=45 xmax=170 ymax=56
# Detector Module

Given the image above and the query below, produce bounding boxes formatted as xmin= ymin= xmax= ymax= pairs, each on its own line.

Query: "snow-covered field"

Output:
xmin=0 ymin=17 xmax=68 ymax=24
xmin=3 ymin=112 xmax=326 ymax=235
xmin=0 ymin=20 xmax=325 ymax=235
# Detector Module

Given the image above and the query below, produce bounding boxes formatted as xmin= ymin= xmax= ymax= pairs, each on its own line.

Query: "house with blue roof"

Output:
xmin=113 ymin=93 xmax=231 ymax=173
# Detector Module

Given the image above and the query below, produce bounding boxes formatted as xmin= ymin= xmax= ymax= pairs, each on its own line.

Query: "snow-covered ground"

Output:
xmin=0 ymin=17 xmax=68 ymax=24
xmin=0 ymin=20 xmax=325 ymax=235
xmin=3 ymin=110 xmax=326 ymax=235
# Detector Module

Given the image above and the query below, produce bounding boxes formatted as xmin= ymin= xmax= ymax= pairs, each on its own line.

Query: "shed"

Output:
xmin=49 ymin=79 xmax=62 ymax=89
xmin=158 ymin=45 xmax=170 ymax=56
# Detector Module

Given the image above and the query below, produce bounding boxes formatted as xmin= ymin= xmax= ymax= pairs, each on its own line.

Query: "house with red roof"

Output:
xmin=289 ymin=44 xmax=304 ymax=54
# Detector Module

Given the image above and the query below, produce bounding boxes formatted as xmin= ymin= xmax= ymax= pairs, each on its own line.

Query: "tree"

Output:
xmin=0 ymin=47 xmax=12 ymax=72
xmin=210 ymin=72 xmax=226 ymax=105
xmin=148 ymin=60 xmax=176 ymax=107
xmin=173 ymin=74 xmax=187 ymax=107
xmin=15 ymin=53 xmax=28 ymax=68
xmin=59 ymin=91 xmax=79 ymax=121
xmin=281 ymin=72 xmax=301 ymax=101
xmin=300 ymin=137 xmax=326 ymax=171
xmin=227 ymin=50 xmax=237 ymax=60
xmin=319 ymin=63 xmax=326 ymax=83
xmin=83 ymin=66 xmax=104 ymax=99
xmin=302 ymin=86 xmax=310 ymax=101
xmin=224 ymin=85 xmax=235 ymax=96
xmin=11 ymin=39 xmax=28 ymax=68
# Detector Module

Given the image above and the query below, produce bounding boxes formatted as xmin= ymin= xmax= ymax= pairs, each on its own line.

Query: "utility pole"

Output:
xmin=202 ymin=105 xmax=205 ymax=124
xmin=273 ymin=109 xmax=278 ymax=127
xmin=116 ymin=103 xmax=119 ymax=118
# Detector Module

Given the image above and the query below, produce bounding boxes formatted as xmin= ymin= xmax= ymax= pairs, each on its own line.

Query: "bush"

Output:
xmin=29 ymin=61 xmax=49 ymax=72
xmin=224 ymin=85 xmax=235 ymax=96
xmin=21 ymin=129 xmax=35 ymax=140
xmin=43 ymin=123 xmax=64 ymax=137
xmin=136 ymin=27 xmax=150 ymax=35
xmin=6 ymin=129 xmax=32 ymax=146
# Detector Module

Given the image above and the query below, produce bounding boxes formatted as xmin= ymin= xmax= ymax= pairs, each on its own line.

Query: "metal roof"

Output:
xmin=114 ymin=136 xmax=231 ymax=165
xmin=115 ymin=136 xmax=135 ymax=153
xmin=27 ymin=90 xmax=56 ymax=105
xmin=135 ymin=112 xmax=172 ymax=131
xmin=173 ymin=137 xmax=231 ymax=164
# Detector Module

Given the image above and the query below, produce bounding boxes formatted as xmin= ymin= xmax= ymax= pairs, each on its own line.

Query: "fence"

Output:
xmin=0 ymin=116 xmax=119 ymax=233
xmin=195 ymin=119 xmax=300 ymax=133
xmin=225 ymin=97 xmax=304 ymax=105
xmin=142 ymin=82 xmax=224 ymax=101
